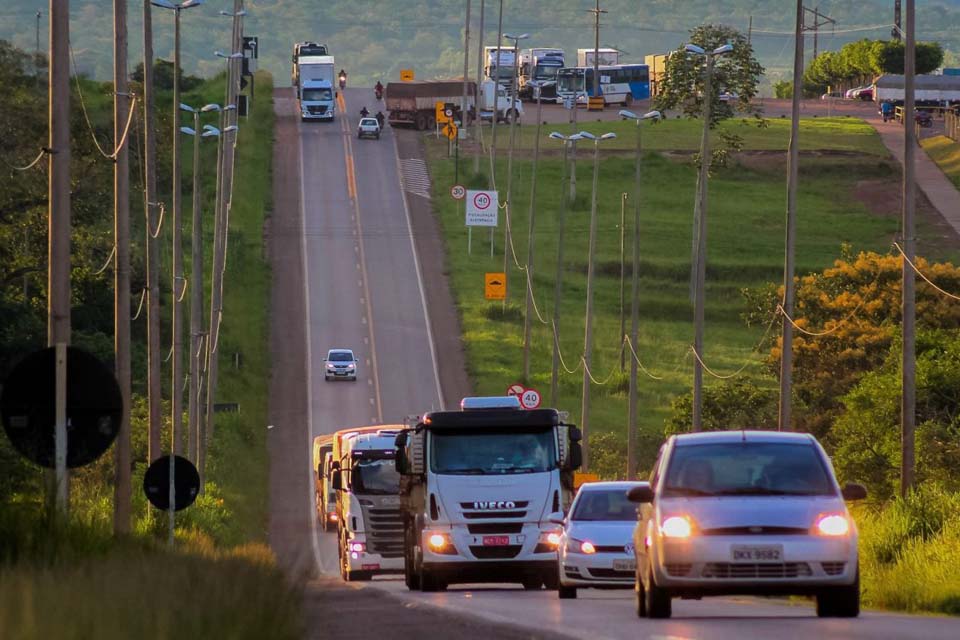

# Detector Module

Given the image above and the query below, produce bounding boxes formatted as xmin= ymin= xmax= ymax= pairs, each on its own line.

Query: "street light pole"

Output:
xmin=901 ymin=0 xmax=916 ymax=497
xmin=687 ymin=43 xmax=732 ymax=432
xmin=579 ymin=130 xmax=616 ymax=473
xmin=473 ymin=0 xmax=485 ymax=175
xmin=502 ymin=32 xmax=529 ymax=307
xmin=548 ymin=132 xmax=580 ymax=407
xmin=620 ymin=109 xmax=660 ymax=479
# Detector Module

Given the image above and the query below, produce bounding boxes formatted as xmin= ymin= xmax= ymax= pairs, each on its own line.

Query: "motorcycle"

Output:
xmin=375 ymin=112 xmax=385 ymax=129
xmin=339 ymin=77 xmax=346 ymax=91
xmin=360 ymin=107 xmax=370 ymax=119
xmin=375 ymin=87 xmax=383 ymax=100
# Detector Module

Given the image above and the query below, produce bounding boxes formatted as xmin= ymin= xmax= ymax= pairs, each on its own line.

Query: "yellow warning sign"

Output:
xmin=574 ymin=472 xmax=600 ymax=489
xmin=588 ymin=96 xmax=605 ymax=111
xmin=485 ymin=272 xmax=506 ymax=300
xmin=436 ymin=101 xmax=449 ymax=125
xmin=400 ymin=69 xmax=415 ymax=82
xmin=442 ymin=122 xmax=458 ymax=141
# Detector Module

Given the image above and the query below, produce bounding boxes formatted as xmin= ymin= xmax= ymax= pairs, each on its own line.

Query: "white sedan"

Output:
xmin=629 ymin=430 xmax=866 ymax=619
xmin=554 ymin=481 xmax=649 ymax=599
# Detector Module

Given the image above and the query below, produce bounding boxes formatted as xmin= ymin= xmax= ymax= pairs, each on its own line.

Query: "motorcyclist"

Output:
xmin=375 ymin=111 xmax=385 ymax=128
xmin=374 ymin=81 xmax=384 ymax=99
xmin=360 ymin=106 xmax=369 ymax=118
xmin=338 ymin=69 xmax=347 ymax=89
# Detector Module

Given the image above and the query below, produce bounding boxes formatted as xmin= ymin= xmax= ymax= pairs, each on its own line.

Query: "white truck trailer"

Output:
xmin=577 ymin=47 xmax=620 ymax=68
xmin=519 ymin=48 xmax=565 ymax=102
xmin=874 ymin=74 xmax=960 ymax=103
xmin=394 ymin=396 xmax=583 ymax=591
xmin=312 ymin=435 xmax=338 ymax=532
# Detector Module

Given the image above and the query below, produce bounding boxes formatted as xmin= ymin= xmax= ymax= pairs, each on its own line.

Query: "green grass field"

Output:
xmin=921 ymin=134 xmax=960 ymax=189
xmin=427 ymin=117 xmax=958 ymax=475
xmin=488 ymin=115 xmax=889 ymax=156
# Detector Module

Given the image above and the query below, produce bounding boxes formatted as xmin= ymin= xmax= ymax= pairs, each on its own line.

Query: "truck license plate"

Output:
xmin=731 ymin=545 xmax=782 ymax=562
xmin=482 ymin=536 xmax=510 ymax=546
xmin=613 ymin=559 xmax=636 ymax=572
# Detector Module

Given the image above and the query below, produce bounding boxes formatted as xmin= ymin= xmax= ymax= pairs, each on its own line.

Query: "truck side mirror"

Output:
xmin=331 ymin=470 xmax=343 ymax=491
xmin=568 ymin=426 xmax=582 ymax=443
xmin=394 ymin=432 xmax=408 ymax=447
xmin=568 ymin=442 xmax=583 ymax=471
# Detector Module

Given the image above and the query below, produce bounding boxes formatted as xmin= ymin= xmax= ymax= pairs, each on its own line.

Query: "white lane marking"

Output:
xmin=298 ymin=104 xmax=327 ymax=575
xmin=399 ymin=158 xmax=432 ymax=199
xmin=363 ymin=337 xmax=369 ymax=344
xmin=393 ymin=136 xmax=446 ymax=410
xmin=369 ymin=398 xmax=375 ymax=406
xmin=367 ymin=379 xmax=373 ymax=386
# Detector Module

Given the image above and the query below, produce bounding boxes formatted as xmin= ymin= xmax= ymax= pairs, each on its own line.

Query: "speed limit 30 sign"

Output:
xmin=451 ymin=184 xmax=466 ymax=200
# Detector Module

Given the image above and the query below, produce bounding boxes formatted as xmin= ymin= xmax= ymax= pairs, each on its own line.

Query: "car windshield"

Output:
xmin=662 ymin=442 xmax=835 ymax=498
xmin=430 ymin=428 xmax=555 ymax=475
xmin=352 ymin=458 xmax=399 ymax=495
xmin=303 ymin=88 xmax=332 ymax=101
xmin=329 ymin=351 xmax=353 ymax=362
xmin=572 ymin=489 xmax=637 ymax=521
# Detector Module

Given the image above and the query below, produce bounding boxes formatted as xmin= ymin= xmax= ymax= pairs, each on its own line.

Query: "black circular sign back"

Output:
xmin=143 ymin=455 xmax=201 ymax=511
xmin=1 ymin=346 xmax=122 ymax=468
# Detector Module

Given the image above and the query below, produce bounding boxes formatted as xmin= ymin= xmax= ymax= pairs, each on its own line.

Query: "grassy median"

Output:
xmin=921 ymin=134 xmax=960 ymax=189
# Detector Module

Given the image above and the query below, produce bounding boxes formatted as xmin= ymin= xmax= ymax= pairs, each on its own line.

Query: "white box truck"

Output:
xmin=394 ymin=396 xmax=583 ymax=591
xmin=484 ymin=45 xmax=518 ymax=89
xmin=577 ymin=47 xmax=620 ymax=68
xmin=297 ymin=55 xmax=336 ymax=121
xmin=479 ymin=80 xmax=524 ymax=123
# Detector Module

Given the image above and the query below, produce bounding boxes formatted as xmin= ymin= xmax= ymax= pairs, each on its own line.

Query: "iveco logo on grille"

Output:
xmin=471 ymin=500 xmax=516 ymax=510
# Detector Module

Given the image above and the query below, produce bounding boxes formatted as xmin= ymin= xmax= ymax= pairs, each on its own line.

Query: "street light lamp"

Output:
xmin=180 ymin=101 xmax=221 ymax=465
xmin=685 ymin=42 xmax=733 ymax=432
xmin=578 ymin=129 xmax=616 ymax=472
xmin=618 ymin=109 xmax=661 ymax=478
xmin=547 ymin=131 xmax=583 ymax=407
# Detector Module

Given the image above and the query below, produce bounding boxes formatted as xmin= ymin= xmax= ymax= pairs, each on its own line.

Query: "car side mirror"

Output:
xmin=841 ymin=482 xmax=867 ymax=501
xmin=331 ymin=470 xmax=343 ymax=491
xmin=627 ymin=485 xmax=654 ymax=504
xmin=547 ymin=512 xmax=565 ymax=526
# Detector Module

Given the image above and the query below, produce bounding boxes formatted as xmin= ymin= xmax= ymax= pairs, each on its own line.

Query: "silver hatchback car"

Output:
xmin=628 ymin=431 xmax=866 ymax=619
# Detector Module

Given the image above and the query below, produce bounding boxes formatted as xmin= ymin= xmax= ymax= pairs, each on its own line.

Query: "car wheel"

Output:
xmin=522 ymin=578 xmax=542 ymax=590
xmin=404 ymin=527 xmax=422 ymax=591
xmin=635 ymin=564 xmax=647 ymax=617
xmin=645 ymin=567 xmax=672 ymax=619
xmin=420 ymin=567 xmax=446 ymax=592
xmin=817 ymin=568 xmax=860 ymax=618
xmin=543 ymin=571 xmax=560 ymax=591
xmin=558 ymin=584 xmax=577 ymax=599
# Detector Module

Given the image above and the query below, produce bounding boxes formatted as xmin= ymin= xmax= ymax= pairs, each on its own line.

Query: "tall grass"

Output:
xmin=857 ymin=485 xmax=960 ymax=614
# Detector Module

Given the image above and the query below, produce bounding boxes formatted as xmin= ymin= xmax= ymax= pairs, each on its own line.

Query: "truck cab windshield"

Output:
xmin=302 ymin=88 xmax=333 ymax=101
xmin=352 ymin=458 xmax=399 ymax=495
xmin=430 ymin=429 xmax=555 ymax=475
xmin=534 ymin=66 xmax=560 ymax=80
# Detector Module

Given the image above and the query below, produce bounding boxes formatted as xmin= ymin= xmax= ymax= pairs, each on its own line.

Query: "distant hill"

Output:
xmin=2 ymin=0 xmax=958 ymax=91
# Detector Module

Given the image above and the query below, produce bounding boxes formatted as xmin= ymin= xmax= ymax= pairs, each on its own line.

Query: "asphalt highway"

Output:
xmin=273 ymin=88 xmax=960 ymax=639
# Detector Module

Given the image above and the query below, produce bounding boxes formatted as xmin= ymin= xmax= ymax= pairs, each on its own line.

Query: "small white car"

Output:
xmin=324 ymin=348 xmax=358 ymax=381
xmin=357 ymin=117 xmax=381 ymax=139
xmin=629 ymin=430 xmax=866 ymax=619
xmin=554 ymin=481 xmax=649 ymax=599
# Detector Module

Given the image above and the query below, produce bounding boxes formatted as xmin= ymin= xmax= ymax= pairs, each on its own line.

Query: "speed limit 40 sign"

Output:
xmin=465 ymin=189 xmax=498 ymax=227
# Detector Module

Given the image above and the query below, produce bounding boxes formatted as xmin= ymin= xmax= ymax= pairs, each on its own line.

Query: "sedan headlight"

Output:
xmin=347 ymin=363 xmax=356 ymax=369
xmin=326 ymin=363 xmax=335 ymax=369
xmin=814 ymin=513 xmax=850 ymax=536
xmin=566 ymin=538 xmax=596 ymax=554
xmin=660 ymin=515 xmax=694 ymax=539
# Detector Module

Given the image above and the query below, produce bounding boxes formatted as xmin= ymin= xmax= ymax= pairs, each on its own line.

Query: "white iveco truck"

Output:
xmin=394 ymin=397 xmax=583 ymax=591
xmin=331 ymin=426 xmax=405 ymax=581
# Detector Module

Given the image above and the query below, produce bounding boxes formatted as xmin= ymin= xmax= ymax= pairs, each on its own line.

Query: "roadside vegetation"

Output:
xmin=921 ymin=134 xmax=960 ymax=189
xmin=0 ymin=40 xmax=299 ymax=638
xmin=424 ymin=109 xmax=960 ymax=614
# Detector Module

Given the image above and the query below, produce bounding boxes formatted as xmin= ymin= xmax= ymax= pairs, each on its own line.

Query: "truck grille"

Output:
xmin=459 ymin=501 xmax=529 ymax=520
xmin=467 ymin=523 xmax=523 ymax=535
xmin=470 ymin=545 xmax=522 ymax=560
xmin=364 ymin=506 xmax=404 ymax=558
xmin=702 ymin=562 xmax=813 ymax=579
xmin=307 ymin=105 xmax=328 ymax=115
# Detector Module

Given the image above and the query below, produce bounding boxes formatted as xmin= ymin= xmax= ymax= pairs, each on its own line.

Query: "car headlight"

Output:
xmin=566 ymin=538 xmax=596 ymax=554
xmin=660 ymin=515 xmax=694 ymax=539
xmin=814 ymin=513 xmax=850 ymax=536
xmin=347 ymin=363 xmax=356 ymax=369
xmin=537 ymin=529 xmax=562 ymax=549
xmin=326 ymin=363 xmax=335 ymax=369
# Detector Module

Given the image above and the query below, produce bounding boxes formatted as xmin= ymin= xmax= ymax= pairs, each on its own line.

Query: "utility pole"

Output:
xmin=893 ymin=0 xmax=902 ymax=41
xmin=461 ymin=0 xmax=471 ymax=147
xmin=502 ymin=32 xmax=527 ymax=306
xmin=143 ymin=0 xmax=163 ymax=464
xmin=901 ymin=0 xmax=916 ymax=497
xmin=569 ymin=81 xmax=578 ymax=203
xmin=619 ymin=192 xmax=627 ymax=372
xmin=779 ymin=0 xmax=804 ymax=433
xmin=747 ymin=15 xmax=753 ymax=45
xmin=112 ymin=0 xmax=132 ymax=535
xmin=171 ymin=6 xmax=185 ymax=457
xmin=488 ymin=0 xmax=504 ymax=188
xmin=802 ymin=6 xmax=835 ymax=61
xmin=691 ymin=50 xmax=720 ymax=432
xmin=185 ymin=108 xmax=208 ymax=466
xmin=48 ymin=0 xmax=71 ymax=516
xmin=587 ymin=0 xmax=606 ymax=101
xmin=35 ymin=11 xmax=42 ymax=90
xmin=522 ymin=85 xmax=544 ymax=381
xmin=205 ymin=0 xmax=244 ymax=477
xmin=473 ymin=0 xmax=485 ymax=175
xmin=627 ymin=128 xmax=642 ymax=480
xmin=549 ymin=132 xmax=575 ymax=407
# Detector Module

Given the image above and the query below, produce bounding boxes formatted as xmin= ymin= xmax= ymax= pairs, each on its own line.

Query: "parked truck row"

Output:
xmin=384 ymin=80 xmax=523 ymax=130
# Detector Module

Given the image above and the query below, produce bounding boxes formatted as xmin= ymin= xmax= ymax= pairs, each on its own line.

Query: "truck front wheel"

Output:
xmin=415 ymin=113 xmax=427 ymax=130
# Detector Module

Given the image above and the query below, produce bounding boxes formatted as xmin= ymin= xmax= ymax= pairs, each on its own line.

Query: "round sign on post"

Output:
xmin=520 ymin=388 xmax=542 ymax=410
xmin=1 ymin=346 xmax=122 ymax=468
xmin=143 ymin=454 xmax=201 ymax=511
xmin=473 ymin=191 xmax=491 ymax=211
xmin=506 ymin=383 xmax=525 ymax=398
xmin=451 ymin=184 xmax=466 ymax=200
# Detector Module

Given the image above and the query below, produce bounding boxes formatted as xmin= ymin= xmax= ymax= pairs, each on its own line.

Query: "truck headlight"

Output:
xmin=349 ymin=541 xmax=365 ymax=559
xmin=424 ymin=531 xmax=457 ymax=554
